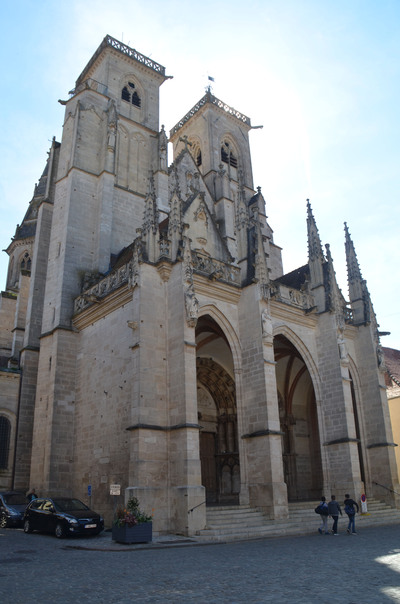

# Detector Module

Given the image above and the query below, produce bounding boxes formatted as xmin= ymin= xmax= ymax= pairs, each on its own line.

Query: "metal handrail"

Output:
xmin=373 ymin=481 xmax=400 ymax=496
xmin=188 ymin=500 xmax=206 ymax=514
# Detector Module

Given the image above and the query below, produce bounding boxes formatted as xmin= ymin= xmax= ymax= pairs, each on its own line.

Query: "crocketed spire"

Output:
xmin=306 ymin=199 xmax=324 ymax=289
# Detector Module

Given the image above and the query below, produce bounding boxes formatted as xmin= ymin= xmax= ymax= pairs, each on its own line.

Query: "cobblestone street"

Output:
xmin=1 ymin=523 xmax=400 ymax=603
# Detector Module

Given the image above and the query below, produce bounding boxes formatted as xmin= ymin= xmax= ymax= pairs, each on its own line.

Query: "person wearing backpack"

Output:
xmin=316 ymin=496 xmax=329 ymax=534
xmin=327 ymin=495 xmax=342 ymax=534
xmin=344 ymin=494 xmax=359 ymax=535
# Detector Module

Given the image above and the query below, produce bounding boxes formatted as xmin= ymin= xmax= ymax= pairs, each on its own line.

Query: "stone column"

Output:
xmin=238 ymin=287 xmax=287 ymax=519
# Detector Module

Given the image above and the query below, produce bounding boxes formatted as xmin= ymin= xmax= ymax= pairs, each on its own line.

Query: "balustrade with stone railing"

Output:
xmin=74 ymin=262 xmax=133 ymax=314
xmin=191 ymin=251 xmax=241 ymax=286
xmin=170 ymin=91 xmax=251 ymax=138
xmin=272 ymin=283 xmax=314 ymax=311
xmin=74 ymin=249 xmax=240 ymax=315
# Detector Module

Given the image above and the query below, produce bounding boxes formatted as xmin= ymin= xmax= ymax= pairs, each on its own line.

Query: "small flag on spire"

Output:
xmin=208 ymin=76 xmax=215 ymax=82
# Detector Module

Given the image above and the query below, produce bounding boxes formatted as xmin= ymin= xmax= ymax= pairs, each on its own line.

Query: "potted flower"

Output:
xmin=112 ymin=496 xmax=153 ymax=544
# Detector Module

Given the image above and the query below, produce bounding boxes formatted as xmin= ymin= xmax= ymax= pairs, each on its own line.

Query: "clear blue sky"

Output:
xmin=0 ymin=0 xmax=399 ymax=348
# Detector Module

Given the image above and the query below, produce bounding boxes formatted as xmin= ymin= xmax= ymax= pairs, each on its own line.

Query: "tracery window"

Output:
xmin=121 ymin=82 xmax=141 ymax=108
xmin=190 ymin=141 xmax=202 ymax=168
xmin=0 ymin=416 xmax=11 ymax=469
xmin=20 ymin=252 xmax=31 ymax=272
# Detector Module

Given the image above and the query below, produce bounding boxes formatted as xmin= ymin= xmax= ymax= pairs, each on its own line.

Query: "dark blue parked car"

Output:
xmin=0 ymin=491 xmax=27 ymax=527
xmin=24 ymin=497 xmax=104 ymax=538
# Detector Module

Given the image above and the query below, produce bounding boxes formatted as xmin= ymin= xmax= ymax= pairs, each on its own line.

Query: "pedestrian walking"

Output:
xmin=26 ymin=488 xmax=38 ymax=502
xmin=316 ymin=496 xmax=329 ymax=534
xmin=328 ymin=495 xmax=342 ymax=535
xmin=344 ymin=494 xmax=359 ymax=535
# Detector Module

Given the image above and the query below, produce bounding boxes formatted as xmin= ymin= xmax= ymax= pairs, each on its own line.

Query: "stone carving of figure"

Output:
xmin=159 ymin=125 xmax=168 ymax=171
xmin=337 ymin=327 xmax=348 ymax=361
xmin=377 ymin=345 xmax=385 ymax=369
xmin=107 ymin=122 xmax=116 ymax=151
xmin=185 ymin=287 xmax=199 ymax=327
xmin=107 ymin=100 xmax=117 ymax=150
xmin=262 ymin=307 xmax=273 ymax=343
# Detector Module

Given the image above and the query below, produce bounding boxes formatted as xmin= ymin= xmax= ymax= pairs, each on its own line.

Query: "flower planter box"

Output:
xmin=112 ymin=522 xmax=152 ymax=544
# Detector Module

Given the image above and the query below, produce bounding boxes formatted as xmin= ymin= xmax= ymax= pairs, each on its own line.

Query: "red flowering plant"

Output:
xmin=114 ymin=496 xmax=152 ymax=527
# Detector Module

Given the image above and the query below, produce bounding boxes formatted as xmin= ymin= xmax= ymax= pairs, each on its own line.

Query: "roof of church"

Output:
xmin=109 ymin=242 xmax=136 ymax=272
xmin=8 ymin=159 xmax=51 ymax=245
xmin=383 ymin=347 xmax=400 ymax=388
xmin=274 ymin=265 xmax=309 ymax=290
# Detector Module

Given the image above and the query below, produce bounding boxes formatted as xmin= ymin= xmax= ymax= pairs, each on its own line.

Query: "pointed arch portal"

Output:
xmin=196 ymin=316 xmax=239 ymax=505
xmin=274 ymin=335 xmax=322 ymax=501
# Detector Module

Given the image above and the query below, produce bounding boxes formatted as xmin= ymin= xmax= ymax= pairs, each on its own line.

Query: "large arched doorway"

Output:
xmin=196 ymin=315 xmax=239 ymax=505
xmin=274 ymin=335 xmax=322 ymax=501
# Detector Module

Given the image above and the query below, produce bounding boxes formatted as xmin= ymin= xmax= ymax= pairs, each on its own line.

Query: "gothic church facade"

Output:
xmin=0 ymin=36 xmax=398 ymax=533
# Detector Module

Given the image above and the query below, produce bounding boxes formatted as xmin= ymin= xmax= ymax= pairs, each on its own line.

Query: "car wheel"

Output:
xmin=23 ymin=519 xmax=33 ymax=533
xmin=0 ymin=514 xmax=7 ymax=528
xmin=55 ymin=523 xmax=66 ymax=539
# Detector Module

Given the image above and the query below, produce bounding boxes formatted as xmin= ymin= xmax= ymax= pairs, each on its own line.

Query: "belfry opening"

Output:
xmin=195 ymin=315 xmax=239 ymax=505
xmin=274 ymin=335 xmax=322 ymax=502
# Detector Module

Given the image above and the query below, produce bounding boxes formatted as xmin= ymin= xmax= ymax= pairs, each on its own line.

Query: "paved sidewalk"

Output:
xmin=66 ymin=528 xmax=207 ymax=551
xmin=2 ymin=523 xmax=400 ymax=603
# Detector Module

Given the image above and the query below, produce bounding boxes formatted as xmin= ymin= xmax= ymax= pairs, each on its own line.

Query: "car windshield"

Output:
xmin=52 ymin=498 xmax=90 ymax=512
xmin=3 ymin=494 xmax=26 ymax=505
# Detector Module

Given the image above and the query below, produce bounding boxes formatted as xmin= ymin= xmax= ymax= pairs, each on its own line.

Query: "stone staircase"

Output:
xmin=195 ymin=498 xmax=400 ymax=542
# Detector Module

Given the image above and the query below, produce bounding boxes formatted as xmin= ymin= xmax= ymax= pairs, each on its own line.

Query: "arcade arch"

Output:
xmin=195 ymin=314 xmax=239 ymax=504
xmin=274 ymin=334 xmax=322 ymax=501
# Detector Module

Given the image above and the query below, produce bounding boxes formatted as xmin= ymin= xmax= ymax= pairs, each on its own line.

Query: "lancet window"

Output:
xmin=189 ymin=140 xmax=202 ymax=169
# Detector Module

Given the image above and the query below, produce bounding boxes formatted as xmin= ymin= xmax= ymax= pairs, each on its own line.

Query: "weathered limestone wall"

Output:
xmin=13 ymin=350 xmax=39 ymax=491
xmin=0 ymin=369 xmax=20 ymax=489
xmin=24 ymin=201 xmax=53 ymax=348
xmin=71 ymin=299 xmax=134 ymax=524
xmin=29 ymin=329 xmax=78 ymax=495
xmin=13 ymin=200 xmax=54 ymax=491
xmin=0 ymin=292 xmax=16 ymax=357
xmin=128 ymin=264 xmax=170 ymax=532
xmin=387 ymin=389 xmax=400 ymax=485
xmin=10 ymin=272 xmax=30 ymax=359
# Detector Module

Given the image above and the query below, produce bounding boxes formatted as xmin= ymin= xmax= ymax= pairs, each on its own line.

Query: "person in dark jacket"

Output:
xmin=26 ymin=488 xmax=37 ymax=503
xmin=317 ymin=496 xmax=330 ymax=535
xmin=327 ymin=495 xmax=342 ymax=535
xmin=344 ymin=494 xmax=359 ymax=535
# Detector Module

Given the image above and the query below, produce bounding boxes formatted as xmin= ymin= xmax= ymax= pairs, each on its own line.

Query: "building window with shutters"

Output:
xmin=221 ymin=141 xmax=238 ymax=169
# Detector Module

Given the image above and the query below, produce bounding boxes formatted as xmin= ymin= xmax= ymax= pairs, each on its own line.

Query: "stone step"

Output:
xmin=195 ymin=499 xmax=400 ymax=542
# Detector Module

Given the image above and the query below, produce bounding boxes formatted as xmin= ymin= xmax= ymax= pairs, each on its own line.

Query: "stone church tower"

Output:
xmin=0 ymin=36 xmax=398 ymax=534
